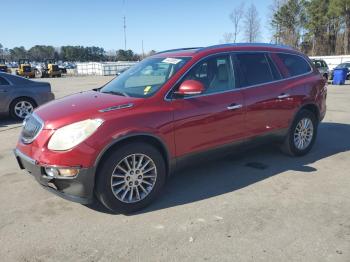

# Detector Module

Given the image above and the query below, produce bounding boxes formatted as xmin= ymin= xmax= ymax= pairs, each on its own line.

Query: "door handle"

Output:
xmin=227 ymin=103 xmax=243 ymax=110
xmin=277 ymin=93 xmax=290 ymax=99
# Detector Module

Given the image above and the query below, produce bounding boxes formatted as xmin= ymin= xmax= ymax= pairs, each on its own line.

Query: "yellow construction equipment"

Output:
xmin=16 ymin=59 xmax=35 ymax=78
xmin=41 ymin=59 xmax=62 ymax=78
xmin=0 ymin=59 xmax=11 ymax=73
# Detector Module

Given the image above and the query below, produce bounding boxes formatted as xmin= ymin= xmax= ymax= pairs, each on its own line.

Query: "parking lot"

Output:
xmin=0 ymin=76 xmax=349 ymax=261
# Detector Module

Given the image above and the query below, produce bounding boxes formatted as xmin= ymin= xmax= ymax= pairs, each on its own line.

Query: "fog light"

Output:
xmin=57 ymin=168 xmax=79 ymax=177
xmin=45 ymin=167 xmax=59 ymax=177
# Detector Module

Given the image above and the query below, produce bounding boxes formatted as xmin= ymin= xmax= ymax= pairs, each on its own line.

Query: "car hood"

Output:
xmin=35 ymin=90 xmax=142 ymax=129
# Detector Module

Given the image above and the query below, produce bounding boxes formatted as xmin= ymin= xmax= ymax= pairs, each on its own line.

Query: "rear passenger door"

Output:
xmin=233 ymin=52 xmax=299 ymax=137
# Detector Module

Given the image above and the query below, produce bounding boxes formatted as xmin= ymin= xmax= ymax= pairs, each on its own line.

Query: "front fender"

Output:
xmin=92 ymin=131 xmax=171 ymax=167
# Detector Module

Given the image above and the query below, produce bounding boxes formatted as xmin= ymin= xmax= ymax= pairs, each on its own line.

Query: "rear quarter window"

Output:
xmin=275 ymin=53 xmax=311 ymax=77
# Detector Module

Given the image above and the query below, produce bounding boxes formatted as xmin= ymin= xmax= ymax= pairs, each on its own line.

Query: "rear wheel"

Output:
xmin=95 ymin=142 xmax=166 ymax=214
xmin=281 ymin=110 xmax=318 ymax=156
xmin=10 ymin=97 xmax=36 ymax=120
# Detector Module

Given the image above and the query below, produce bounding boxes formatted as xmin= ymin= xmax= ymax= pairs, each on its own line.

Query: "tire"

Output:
xmin=36 ymin=70 xmax=43 ymax=78
xmin=95 ymin=142 xmax=166 ymax=214
xmin=281 ymin=109 xmax=318 ymax=156
xmin=9 ymin=97 xmax=36 ymax=120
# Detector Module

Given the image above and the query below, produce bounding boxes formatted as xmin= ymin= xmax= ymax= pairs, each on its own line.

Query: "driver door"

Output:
xmin=170 ymin=54 xmax=246 ymax=157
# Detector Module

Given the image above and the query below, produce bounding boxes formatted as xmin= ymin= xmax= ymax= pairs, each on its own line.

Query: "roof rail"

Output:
xmin=198 ymin=43 xmax=293 ymax=52
xmin=156 ymin=47 xmax=203 ymax=55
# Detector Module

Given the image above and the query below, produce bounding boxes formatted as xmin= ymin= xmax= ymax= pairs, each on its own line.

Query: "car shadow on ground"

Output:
xmin=85 ymin=122 xmax=350 ymax=215
xmin=0 ymin=117 xmax=21 ymax=130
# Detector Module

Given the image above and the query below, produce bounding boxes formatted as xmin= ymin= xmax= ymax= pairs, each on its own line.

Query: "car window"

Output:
xmin=235 ymin=53 xmax=274 ymax=87
xmin=313 ymin=60 xmax=327 ymax=68
xmin=275 ymin=53 xmax=311 ymax=77
xmin=313 ymin=60 xmax=322 ymax=68
xmin=180 ymin=55 xmax=235 ymax=94
xmin=0 ymin=76 xmax=10 ymax=85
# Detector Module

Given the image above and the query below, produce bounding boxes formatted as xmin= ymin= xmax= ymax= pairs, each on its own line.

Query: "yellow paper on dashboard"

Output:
xmin=144 ymin=86 xmax=152 ymax=95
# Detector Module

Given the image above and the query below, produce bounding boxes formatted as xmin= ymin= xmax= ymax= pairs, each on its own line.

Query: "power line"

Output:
xmin=123 ymin=16 xmax=127 ymax=50
xmin=122 ymin=0 xmax=127 ymax=50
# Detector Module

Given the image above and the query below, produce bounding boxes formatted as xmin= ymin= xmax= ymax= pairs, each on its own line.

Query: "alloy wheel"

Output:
xmin=293 ymin=118 xmax=314 ymax=150
xmin=14 ymin=101 xmax=34 ymax=119
xmin=110 ymin=153 xmax=157 ymax=203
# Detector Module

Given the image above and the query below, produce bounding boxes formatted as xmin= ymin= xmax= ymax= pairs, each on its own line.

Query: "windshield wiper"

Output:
xmin=102 ymin=90 xmax=129 ymax=97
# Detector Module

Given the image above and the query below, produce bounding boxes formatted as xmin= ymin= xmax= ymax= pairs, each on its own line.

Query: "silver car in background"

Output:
xmin=0 ymin=72 xmax=54 ymax=120
xmin=311 ymin=59 xmax=329 ymax=79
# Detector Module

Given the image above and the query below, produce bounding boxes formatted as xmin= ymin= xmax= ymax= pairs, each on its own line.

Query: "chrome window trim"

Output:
xmin=21 ymin=113 xmax=44 ymax=144
xmin=164 ymin=50 xmax=313 ymax=101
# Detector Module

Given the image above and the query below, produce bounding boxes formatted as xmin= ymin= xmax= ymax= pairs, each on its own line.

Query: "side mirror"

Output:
xmin=174 ymin=80 xmax=205 ymax=96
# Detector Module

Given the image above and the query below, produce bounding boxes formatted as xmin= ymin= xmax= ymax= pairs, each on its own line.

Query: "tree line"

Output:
xmin=224 ymin=0 xmax=350 ymax=56
xmin=0 ymin=44 xmax=155 ymax=62
xmin=271 ymin=0 xmax=350 ymax=56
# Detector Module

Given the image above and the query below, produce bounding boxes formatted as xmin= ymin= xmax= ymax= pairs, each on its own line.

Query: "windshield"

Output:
xmin=336 ymin=63 xmax=347 ymax=69
xmin=100 ymin=57 xmax=191 ymax=98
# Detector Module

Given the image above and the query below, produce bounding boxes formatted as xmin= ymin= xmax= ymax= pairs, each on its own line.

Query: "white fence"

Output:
xmin=76 ymin=56 xmax=350 ymax=75
xmin=309 ymin=55 xmax=350 ymax=70
xmin=76 ymin=61 xmax=138 ymax=76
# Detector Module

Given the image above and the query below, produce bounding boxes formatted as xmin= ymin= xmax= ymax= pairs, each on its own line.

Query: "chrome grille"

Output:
xmin=21 ymin=114 xmax=43 ymax=144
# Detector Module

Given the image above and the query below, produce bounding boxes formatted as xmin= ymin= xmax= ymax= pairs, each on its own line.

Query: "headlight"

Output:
xmin=48 ymin=119 xmax=103 ymax=151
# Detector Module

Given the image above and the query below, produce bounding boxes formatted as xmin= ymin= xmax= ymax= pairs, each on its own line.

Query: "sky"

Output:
xmin=1 ymin=0 xmax=273 ymax=53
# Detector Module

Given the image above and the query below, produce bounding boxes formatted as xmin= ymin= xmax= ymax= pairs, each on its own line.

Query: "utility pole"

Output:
xmin=123 ymin=16 xmax=127 ymax=50
xmin=142 ymin=40 xmax=144 ymax=59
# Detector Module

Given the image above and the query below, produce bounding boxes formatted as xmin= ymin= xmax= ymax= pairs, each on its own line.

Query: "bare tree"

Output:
xmin=244 ymin=4 xmax=261 ymax=43
xmin=229 ymin=3 xmax=245 ymax=43
xmin=221 ymin=32 xmax=234 ymax=43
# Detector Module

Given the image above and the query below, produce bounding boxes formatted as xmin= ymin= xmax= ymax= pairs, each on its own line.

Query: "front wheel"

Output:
xmin=95 ymin=142 xmax=166 ymax=214
xmin=281 ymin=110 xmax=318 ymax=156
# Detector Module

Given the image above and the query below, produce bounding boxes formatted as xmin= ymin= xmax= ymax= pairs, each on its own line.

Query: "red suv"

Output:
xmin=14 ymin=44 xmax=327 ymax=213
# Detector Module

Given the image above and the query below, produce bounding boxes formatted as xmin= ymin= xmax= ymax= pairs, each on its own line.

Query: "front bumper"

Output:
xmin=14 ymin=149 xmax=95 ymax=204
